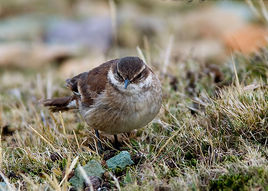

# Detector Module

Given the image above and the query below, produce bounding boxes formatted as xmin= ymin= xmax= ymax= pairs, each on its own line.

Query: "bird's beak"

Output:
xmin=124 ymin=79 xmax=130 ymax=89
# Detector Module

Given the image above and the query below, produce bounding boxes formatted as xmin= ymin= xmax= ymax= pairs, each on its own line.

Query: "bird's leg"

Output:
xmin=114 ymin=134 xmax=120 ymax=149
xmin=95 ymin=130 xmax=103 ymax=152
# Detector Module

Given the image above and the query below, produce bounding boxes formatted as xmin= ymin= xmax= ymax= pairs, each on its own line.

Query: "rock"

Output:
xmin=0 ymin=43 xmax=31 ymax=67
xmin=69 ymin=160 xmax=105 ymax=190
xmin=0 ymin=43 xmax=78 ymax=68
xmin=216 ymin=1 xmax=253 ymax=21
xmin=44 ymin=17 xmax=112 ymax=53
xmin=31 ymin=44 xmax=78 ymax=64
xmin=106 ymin=151 xmax=134 ymax=170
xmin=84 ymin=176 xmax=102 ymax=190
xmin=96 ymin=187 xmax=109 ymax=191
xmin=0 ymin=15 xmax=44 ymax=41
xmin=0 ymin=182 xmax=7 ymax=191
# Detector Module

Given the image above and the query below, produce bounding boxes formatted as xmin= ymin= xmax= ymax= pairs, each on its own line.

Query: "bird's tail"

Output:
xmin=41 ymin=95 xmax=79 ymax=112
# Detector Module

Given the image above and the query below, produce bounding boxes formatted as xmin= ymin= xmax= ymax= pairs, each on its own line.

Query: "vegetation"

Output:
xmin=1 ymin=49 xmax=268 ymax=190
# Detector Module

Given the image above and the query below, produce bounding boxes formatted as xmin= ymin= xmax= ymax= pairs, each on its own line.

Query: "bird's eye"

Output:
xmin=132 ymin=72 xmax=143 ymax=82
xmin=136 ymin=73 xmax=142 ymax=79
xmin=117 ymin=71 xmax=123 ymax=80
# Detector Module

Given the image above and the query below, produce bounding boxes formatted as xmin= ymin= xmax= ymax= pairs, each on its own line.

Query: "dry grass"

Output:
xmin=0 ymin=48 xmax=268 ymax=191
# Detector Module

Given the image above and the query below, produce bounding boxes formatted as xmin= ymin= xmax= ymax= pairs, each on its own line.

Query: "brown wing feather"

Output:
xmin=42 ymin=59 xmax=118 ymax=111
xmin=77 ymin=59 xmax=118 ymax=107
xmin=66 ymin=72 xmax=88 ymax=93
xmin=42 ymin=95 xmax=79 ymax=112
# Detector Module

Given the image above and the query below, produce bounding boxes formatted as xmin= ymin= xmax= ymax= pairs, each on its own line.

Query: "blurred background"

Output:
xmin=0 ymin=0 xmax=267 ymax=91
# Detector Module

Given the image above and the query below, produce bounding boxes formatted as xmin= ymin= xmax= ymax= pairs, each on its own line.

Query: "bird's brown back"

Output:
xmin=67 ymin=59 xmax=118 ymax=107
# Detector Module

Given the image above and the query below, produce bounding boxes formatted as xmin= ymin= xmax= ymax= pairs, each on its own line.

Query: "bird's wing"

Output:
xmin=43 ymin=59 xmax=118 ymax=112
xmin=66 ymin=72 xmax=88 ymax=93
xmin=71 ymin=59 xmax=118 ymax=107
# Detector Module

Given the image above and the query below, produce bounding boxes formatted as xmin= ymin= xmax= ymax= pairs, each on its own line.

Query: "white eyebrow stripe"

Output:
xmin=116 ymin=62 xmax=125 ymax=77
xmin=116 ymin=62 xmax=120 ymax=73
xmin=108 ymin=68 xmax=121 ymax=86
xmin=130 ymin=65 xmax=146 ymax=81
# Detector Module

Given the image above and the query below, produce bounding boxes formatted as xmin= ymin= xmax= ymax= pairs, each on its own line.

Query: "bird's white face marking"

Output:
xmin=108 ymin=68 xmax=152 ymax=94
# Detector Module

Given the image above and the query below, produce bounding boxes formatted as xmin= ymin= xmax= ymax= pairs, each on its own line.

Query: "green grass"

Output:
xmin=209 ymin=166 xmax=268 ymax=191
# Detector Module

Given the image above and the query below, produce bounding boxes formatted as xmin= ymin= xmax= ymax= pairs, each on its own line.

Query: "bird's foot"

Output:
xmin=95 ymin=130 xmax=103 ymax=154
xmin=114 ymin=134 xmax=121 ymax=149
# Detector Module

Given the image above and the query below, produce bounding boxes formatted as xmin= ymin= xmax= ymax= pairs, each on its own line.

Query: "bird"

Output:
xmin=42 ymin=56 xmax=162 ymax=151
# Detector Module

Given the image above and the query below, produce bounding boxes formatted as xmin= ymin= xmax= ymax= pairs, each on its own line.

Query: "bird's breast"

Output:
xmin=80 ymin=83 xmax=162 ymax=134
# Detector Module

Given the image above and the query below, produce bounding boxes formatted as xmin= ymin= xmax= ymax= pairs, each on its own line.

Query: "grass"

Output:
xmin=0 ymin=48 xmax=268 ymax=191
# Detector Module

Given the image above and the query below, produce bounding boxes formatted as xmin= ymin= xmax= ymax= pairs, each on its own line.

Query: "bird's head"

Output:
xmin=108 ymin=56 xmax=152 ymax=94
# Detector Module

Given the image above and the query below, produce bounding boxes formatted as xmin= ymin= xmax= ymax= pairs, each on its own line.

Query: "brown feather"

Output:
xmin=77 ymin=59 xmax=118 ymax=106
xmin=117 ymin=57 xmax=144 ymax=80
xmin=42 ymin=95 xmax=79 ymax=112
xmin=41 ymin=56 xmax=162 ymax=134
xmin=42 ymin=59 xmax=118 ymax=111
xmin=66 ymin=72 xmax=88 ymax=93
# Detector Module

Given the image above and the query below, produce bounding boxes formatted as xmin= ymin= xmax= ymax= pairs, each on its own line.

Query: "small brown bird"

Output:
xmin=42 ymin=56 xmax=162 ymax=150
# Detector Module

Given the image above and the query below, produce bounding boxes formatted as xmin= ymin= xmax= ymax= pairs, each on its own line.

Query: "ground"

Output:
xmin=1 ymin=50 xmax=268 ymax=190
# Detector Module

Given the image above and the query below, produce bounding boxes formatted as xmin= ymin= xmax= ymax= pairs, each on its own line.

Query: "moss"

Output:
xmin=123 ymin=169 xmax=134 ymax=185
xmin=210 ymin=173 xmax=251 ymax=190
xmin=75 ymin=123 xmax=85 ymax=131
xmin=151 ymin=123 xmax=162 ymax=133
xmin=209 ymin=167 xmax=268 ymax=191
xmin=59 ymin=158 xmax=67 ymax=170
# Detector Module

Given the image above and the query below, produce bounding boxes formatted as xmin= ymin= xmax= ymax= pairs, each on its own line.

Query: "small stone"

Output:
xmin=45 ymin=17 xmax=112 ymax=53
xmin=84 ymin=176 xmax=102 ymax=190
xmin=50 ymin=152 xmax=61 ymax=162
xmin=97 ymin=187 xmax=109 ymax=191
xmin=0 ymin=15 xmax=44 ymax=41
xmin=101 ymin=182 xmax=111 ymax=190
xmin=0 ymin=182 xmax=7 ymax=191
xmin=69 ymin=160 xmax=105 ymax=190
xmin=106 ymin=151 xmax=134 ymax=170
